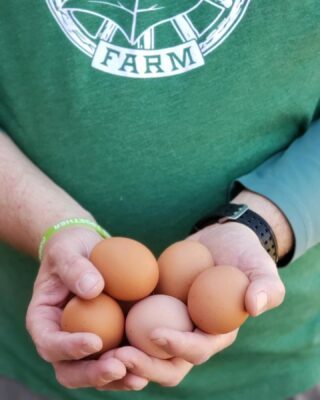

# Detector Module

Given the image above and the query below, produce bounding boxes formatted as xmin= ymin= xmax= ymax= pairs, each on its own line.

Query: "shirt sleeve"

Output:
xmin=229 ymin=119 xmax=320 ymax=264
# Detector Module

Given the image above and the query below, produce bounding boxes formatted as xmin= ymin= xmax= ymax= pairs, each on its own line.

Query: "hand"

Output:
xmin=189 ymin=221 xmax=286 ymax=316
xmin=112 ymin=214 xmax=286 ymax=387
xmin=108 ymin=328 xmax=237 ymax=389
xmin=26 ymin=227 xmax=148 ymax=390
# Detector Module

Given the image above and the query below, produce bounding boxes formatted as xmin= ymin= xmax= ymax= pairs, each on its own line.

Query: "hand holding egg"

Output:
xmin=26 ymin=228 xmax=132 ymax=391
xmin=61 ymin=237 xmax=160 ymax=354
xmin=61 ymin=235 xmax=251 ymax=361
xmin=147 ymin=223 xmax=286 ymax=369
xmin=59 ymin=223 xmax=286 ymax=390
xmin=156 ymin=240 xmax=250 ymax=334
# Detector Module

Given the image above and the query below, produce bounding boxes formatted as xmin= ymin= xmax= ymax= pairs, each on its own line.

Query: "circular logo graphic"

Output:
xmin=47 ymin=0 xmax=251 ymax=78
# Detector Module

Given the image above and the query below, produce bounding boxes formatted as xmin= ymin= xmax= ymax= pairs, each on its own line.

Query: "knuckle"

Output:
xmin=279 ymin=281 xmax=286 ymax=297
xmin=276 ymin=281 xmax=286 ymax=304
xmin=46 ymin=243 xmax=63 ymax=265
xmin=38 ymin=276 xmax=62 ymax=297
xmin=25 ymin=312 xmax=34 ymax=336
xmin=66 ymin=254 xmax=84 ymax=270
xmin=35 ymin=333 xmax=58 ymax=362
xmin=36 ymin=346 xmax=54 ymax=363
xmin=55 ymin=369 xmax=74 ymax=389
xmin=24 ymin=317 xmax=51 ymax=361
xmin=114 ymin=348 xmax=139 ymax=367
xmin=59 ymin=255 xmax=86 ymax=283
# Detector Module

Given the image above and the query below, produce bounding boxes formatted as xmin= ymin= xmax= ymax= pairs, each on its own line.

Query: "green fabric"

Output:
xmin=0 ymin=1 xmax=320 ymax=399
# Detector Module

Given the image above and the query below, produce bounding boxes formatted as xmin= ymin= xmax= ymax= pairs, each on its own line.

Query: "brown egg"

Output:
xmin=188 ymin=266 xmax=249 ymax=334
xmin=126 ymin=294 xmax=193 ymax=359
xmin=157 ymin=240 xmax=214 ymax=303
xmin=61 ymin=294 xmax=125 ymax=353
xmin=90 ymin=237 xmax=159 ymax=301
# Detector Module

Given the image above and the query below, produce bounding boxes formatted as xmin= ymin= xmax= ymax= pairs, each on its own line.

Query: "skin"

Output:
xmin=0 ymin=132 xmax=293 ymax=390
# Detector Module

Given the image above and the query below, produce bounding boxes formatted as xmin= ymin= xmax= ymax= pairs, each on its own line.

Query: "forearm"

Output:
xmin=231 ymin=119 xmax=320 ymax=263
xmin=0 ymin=132 xmax=94 ymax=258
xmin=231 ymin=189 xmax=294 ymax=259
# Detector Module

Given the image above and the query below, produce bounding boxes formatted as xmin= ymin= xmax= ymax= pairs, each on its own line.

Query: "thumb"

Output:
xmin=245 ymin=258 xmax=286 ymax=317
xmin=47 ymin=243 xmax=105 ymax=299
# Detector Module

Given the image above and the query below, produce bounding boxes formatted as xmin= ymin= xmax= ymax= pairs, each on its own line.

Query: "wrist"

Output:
xmin=37 ymin=212 xmax=101 ymax=261
xmin=231 ymin=190 xmax=294 ymax=259
xmin=0 ymin=133 xmax=99 ymax=258
xmin=27 ymin=206 xmax=95 ymax=260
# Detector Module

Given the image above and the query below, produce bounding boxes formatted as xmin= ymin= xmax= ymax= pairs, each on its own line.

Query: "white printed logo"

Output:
xmin=47 ymin=0 xmax=251 ymax=78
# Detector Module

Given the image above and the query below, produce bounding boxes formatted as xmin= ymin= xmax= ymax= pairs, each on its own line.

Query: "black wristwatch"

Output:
xmin=191 ymin=203 xmax=279 ymax=263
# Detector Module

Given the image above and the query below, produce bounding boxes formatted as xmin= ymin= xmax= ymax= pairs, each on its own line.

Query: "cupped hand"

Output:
xmin=26 ymin=227 xmax=148 ymax=390
xmin=112 ymin=221 xmax=285 ymax=387
xmin=107 ymin=328 xmax=237 ymax=389
xmin=189 ymin=221 xmax=286 ymax=317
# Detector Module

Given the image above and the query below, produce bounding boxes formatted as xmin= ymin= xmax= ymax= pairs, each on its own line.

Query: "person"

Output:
xmin=0 ymin=1 xmax=319 ymax=399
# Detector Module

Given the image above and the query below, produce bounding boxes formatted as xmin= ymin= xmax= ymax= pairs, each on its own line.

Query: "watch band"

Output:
xmin=191 ymin=203 xmax=279 ymax=263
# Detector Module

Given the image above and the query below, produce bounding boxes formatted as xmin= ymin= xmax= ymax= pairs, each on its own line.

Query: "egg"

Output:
xmin=61 ymin=293 xmax=125 ymax=353
xmin=90 ymin=237 xmax=159 ymax=301
xmin=126 ymin=294 xmax=193 ymax=359
xmin=188 ymin=266 xmax=249 ymax=334
xmin=157 ymin=240 xmax=214 ymax=302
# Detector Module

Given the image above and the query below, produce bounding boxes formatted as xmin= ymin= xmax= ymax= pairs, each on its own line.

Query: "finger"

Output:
xmin=31 ymin=270 xmax=69 ymax=308
xmin=245 ymin=275 xmax=286 ymax=316
xmin=39 ymin=331 xmax=103 ymax=362
xmin=97 ymin=374 xmax=149 ymax=391
xmin=122 ymin=374 xmax=149 ymax=390
xmin=26 ymin=305 xmax=102 ymax=362
xmin=113 ymin=346 xmax=192 ymax=387
xmin=244 ymin=255 xmax=286 ymax=316
xmin=47 ymin=243 xmax=104 ymax=299
xmin=54 ymin=357 xmax=126 ymax=389
xmin=150 ymin=328 xmax=238 ymax=365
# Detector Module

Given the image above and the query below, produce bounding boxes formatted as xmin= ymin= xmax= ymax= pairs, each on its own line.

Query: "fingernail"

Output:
xmin=78 ymin=272 xmax=100 ymax=294
xmin=132 ymin=386 xmax=144 ymax=391
xmin=102 ymin=374 xmax=112 ymax=383
xmin=256 ymin=291 xmax=268 ymax=314
xmin=102 ymin=372 xmax=122 ymax=382
xmin=151 ymin=338 xmax=168 ymax=346
xmin=110 ymin=373 xmax=123 ymax=380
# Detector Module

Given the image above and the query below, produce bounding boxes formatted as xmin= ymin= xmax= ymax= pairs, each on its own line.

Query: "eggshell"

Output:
xmin=157 ymin=240 xmax=214 ymax=302
xmin=90 ymin=237 xmax=159 ymax=301
xmin=188 ymin=266 xmax=249 ymax=334
xmin=61 ymin=294 xmax=125 ymax=353
xmin=126 ymin=294 xmax=193 ymax=359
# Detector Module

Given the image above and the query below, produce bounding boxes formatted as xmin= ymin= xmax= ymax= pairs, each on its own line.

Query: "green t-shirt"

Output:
xmin=0 ymin=1 xmax=320 ymax=399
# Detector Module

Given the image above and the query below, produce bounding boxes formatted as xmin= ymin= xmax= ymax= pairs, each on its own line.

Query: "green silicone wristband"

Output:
xmin=38 ymin=217 xmax=111 ymax=261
